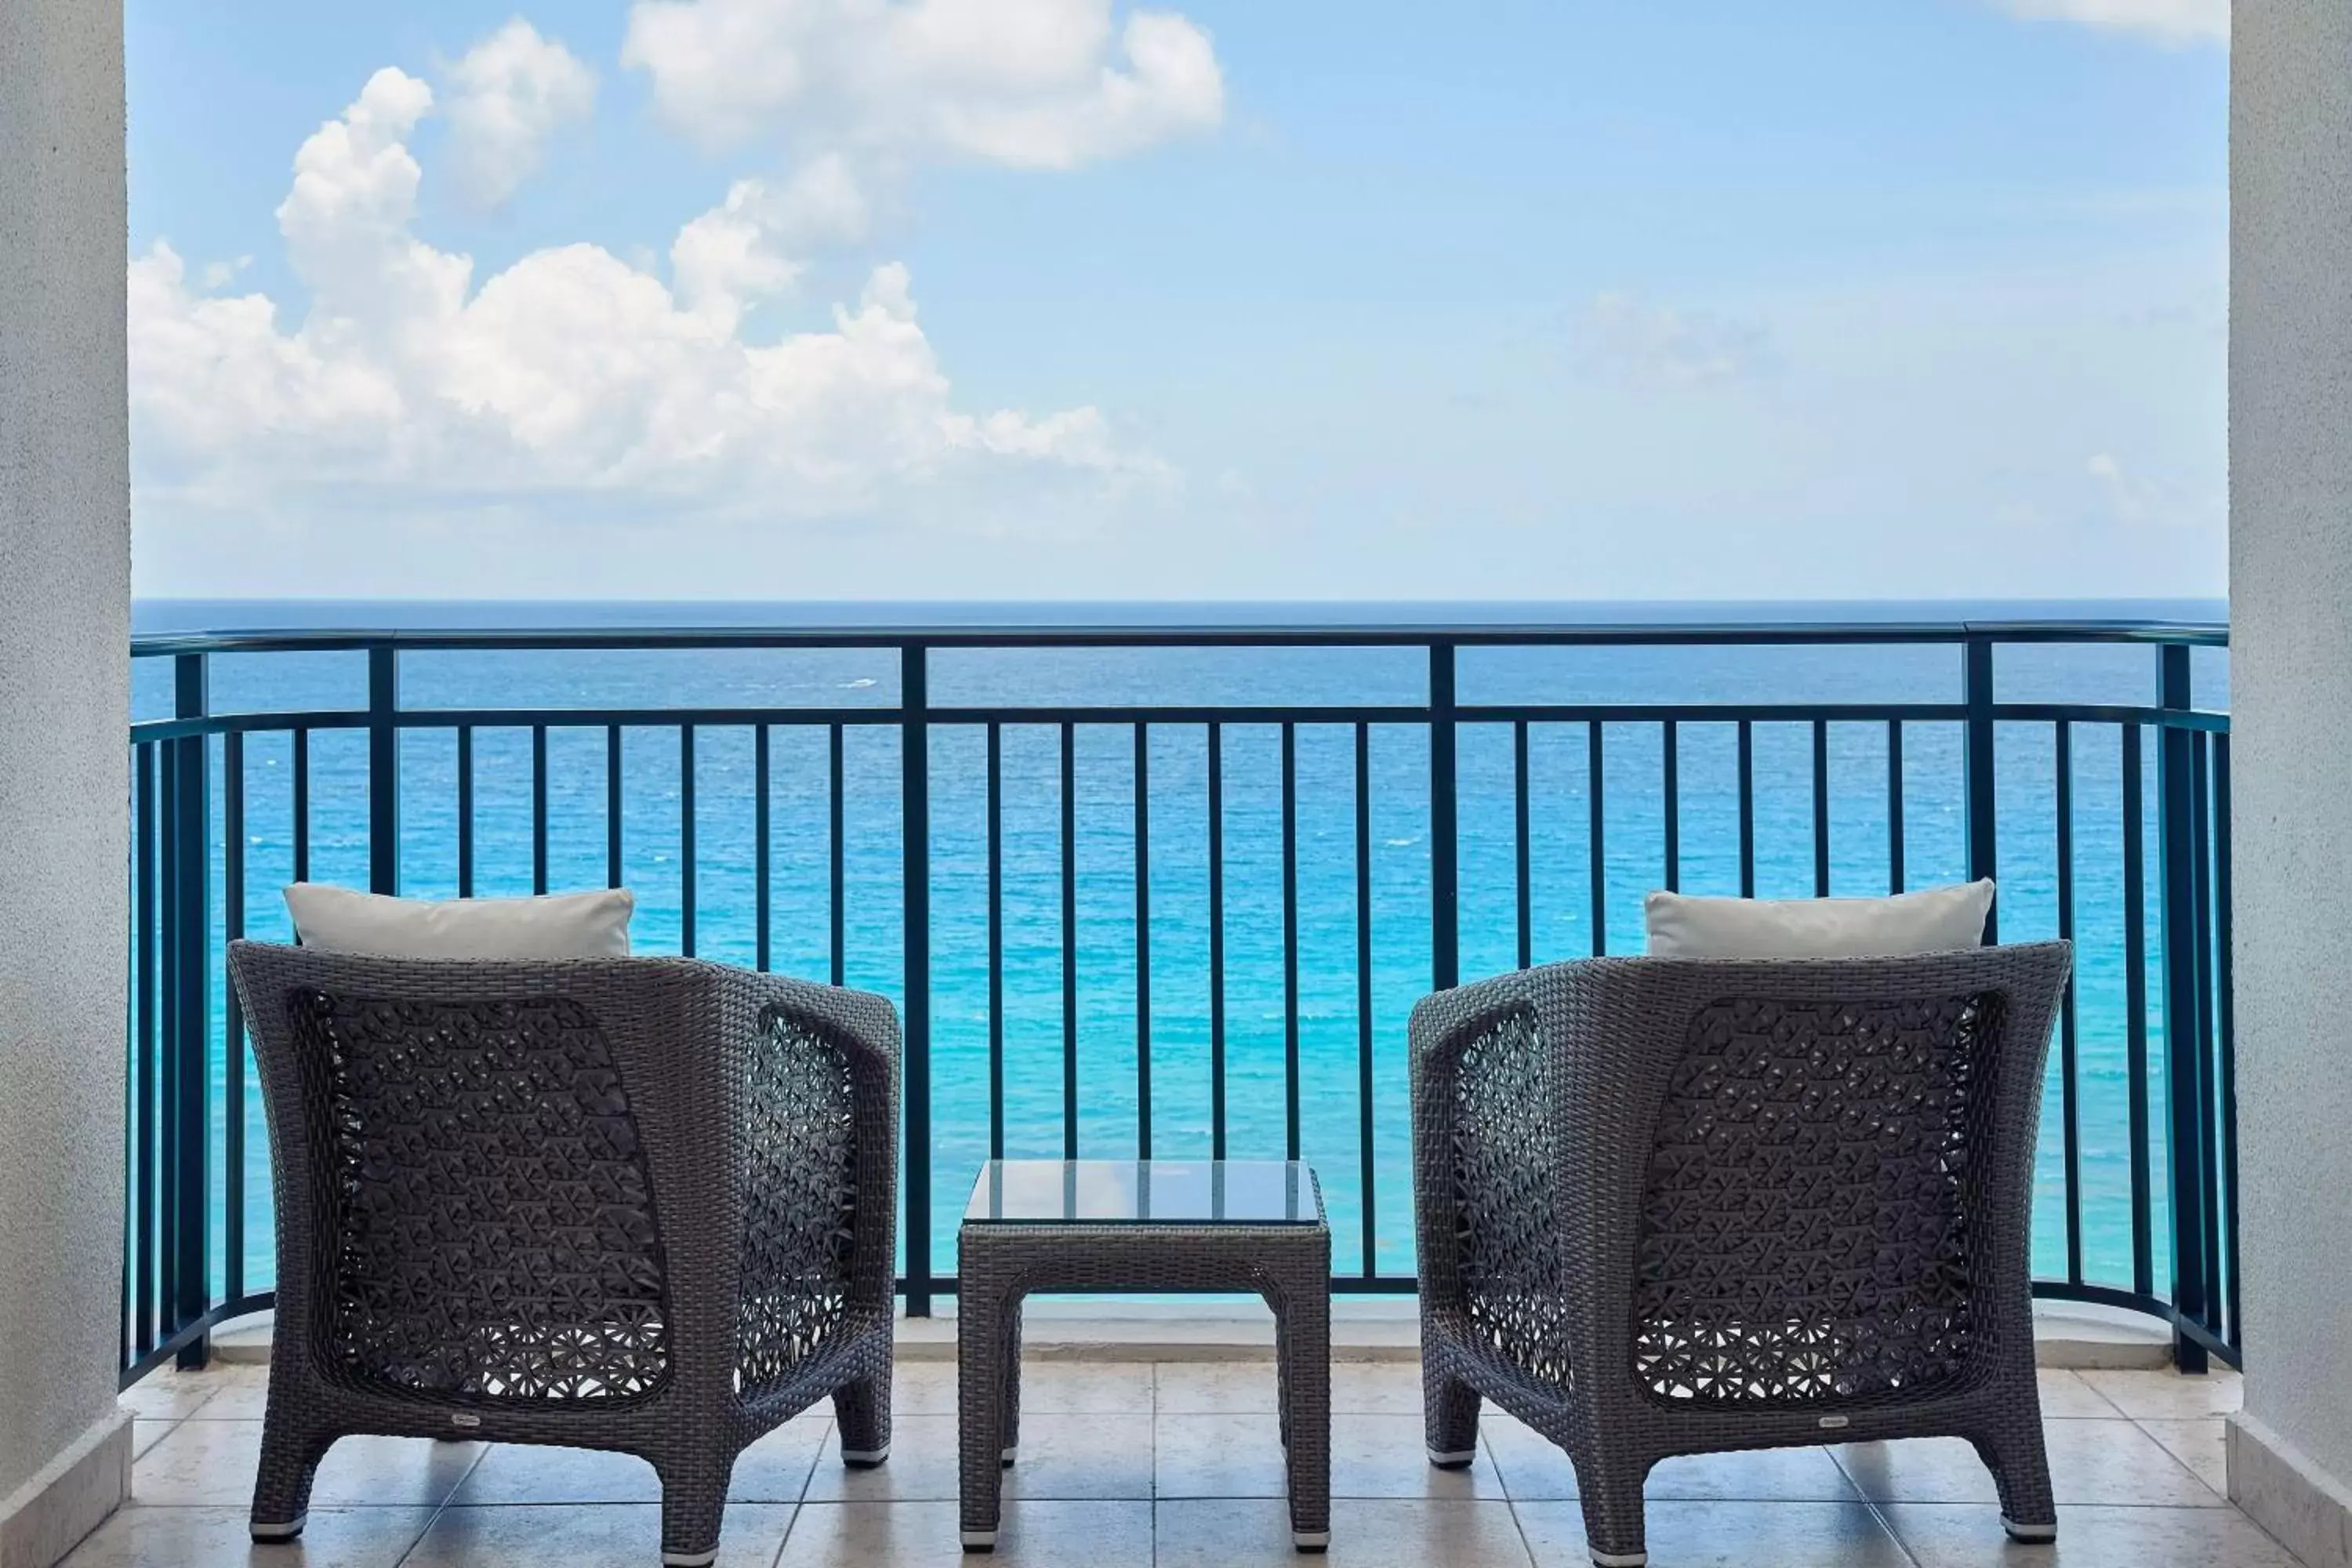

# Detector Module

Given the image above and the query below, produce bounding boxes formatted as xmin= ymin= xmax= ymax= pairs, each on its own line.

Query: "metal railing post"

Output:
xmin=901 ymin=644 xmax=933 ymax=1315
xmin=1963 ymin=636 xmax=1998 ymax=942
xmin=2158 ymin=643 xmax=2211 ymax=1373
xmin=368 ymin=644 xmax=400 ymax=895
xmin=170 ymin=653 xmax=210 ymax=1368
xmin=1429 ymin=643 xmax=1459 ymax=993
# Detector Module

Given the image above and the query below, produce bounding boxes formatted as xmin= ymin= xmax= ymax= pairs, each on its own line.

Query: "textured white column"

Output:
xmin=0 ymin=0 xmax=133 ymax=1562
xmin=2230 ymin=3 xmax=2352 ymax=1564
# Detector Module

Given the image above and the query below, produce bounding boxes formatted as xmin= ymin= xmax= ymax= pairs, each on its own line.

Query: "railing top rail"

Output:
xmin=129 ymin=617 xmax=2230 ymax=658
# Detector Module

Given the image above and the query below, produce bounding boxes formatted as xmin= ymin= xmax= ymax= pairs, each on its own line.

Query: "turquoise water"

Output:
xmin=129 ymin=601 xmax=2229 ymax=1302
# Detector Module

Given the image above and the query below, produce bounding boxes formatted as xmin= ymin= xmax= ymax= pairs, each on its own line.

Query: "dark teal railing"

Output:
xmin=120 ymin=619 xmax=2239 ymax=1385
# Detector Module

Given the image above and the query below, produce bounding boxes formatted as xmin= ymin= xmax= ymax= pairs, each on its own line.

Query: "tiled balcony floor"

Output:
xmin=82 ymin=1361 xmax=2296 ymax=1567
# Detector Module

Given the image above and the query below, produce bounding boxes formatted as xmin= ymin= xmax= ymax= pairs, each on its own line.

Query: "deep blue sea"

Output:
xmin=130 ymin=599 xmax=2229 ymax=1298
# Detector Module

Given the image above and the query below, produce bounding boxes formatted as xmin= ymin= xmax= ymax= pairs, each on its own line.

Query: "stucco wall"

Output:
xmin=2231 ymin=0 xmax=2352 ymax=1501
xmin=0 ymin=0 xmax=132 ymax=1508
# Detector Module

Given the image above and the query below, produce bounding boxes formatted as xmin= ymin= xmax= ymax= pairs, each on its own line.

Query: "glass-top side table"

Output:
xmin=956 ymin=1160 xmax=1332 ymax=1552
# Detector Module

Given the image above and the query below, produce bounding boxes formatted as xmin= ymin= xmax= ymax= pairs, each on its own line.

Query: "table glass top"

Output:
xmin=962 ymin=1160 xmax=1323 ymax=1225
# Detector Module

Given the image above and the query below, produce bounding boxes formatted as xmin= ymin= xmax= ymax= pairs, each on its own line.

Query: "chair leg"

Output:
xmin=1574 ymin=1452 xmax=1651 ymax=1568
xmin=835 ymin=1372 xmax=893 ymax=1467
xmin=248 ymin=1412 xmax=331 ymax=1544
xmin=1973 ymin=1421 xmax=2058 ymax=1543
xmin=654 ymin=1450 xmax=732 ymax=1568
xmin=1422 ymin=1364 xmax=1480 ymax=1468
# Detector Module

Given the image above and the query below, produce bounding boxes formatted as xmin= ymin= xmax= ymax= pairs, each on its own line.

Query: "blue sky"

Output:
xmin=126 ymin=1 xmax=2228 ymax=601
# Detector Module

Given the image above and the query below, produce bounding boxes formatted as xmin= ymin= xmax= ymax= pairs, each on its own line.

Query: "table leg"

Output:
xmin=958 ymin=1277 xmax=1012 ymax=1551
xmin=1000 ymin=1300 xmax=1023 ymax=1465
xmin=1272 ymin=1261 xmax=1331 ymax=1552
xmin=1274 ymin=1308 xmax=1290 ymax=1450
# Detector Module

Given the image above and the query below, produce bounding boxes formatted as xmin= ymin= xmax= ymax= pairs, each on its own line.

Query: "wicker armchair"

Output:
xmin=225 ymin=942 xmax=901 ymax=1568
xmin=1410 ymin=943 xmax=2071 ymax=1568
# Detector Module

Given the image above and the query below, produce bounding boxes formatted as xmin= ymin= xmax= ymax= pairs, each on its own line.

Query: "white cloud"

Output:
xmin=1991 ymin=0 xmax=2227 ymax=45
xmin=621 ymin=0 xmax=1224 ymax=168
xmin=669 ymin=152 xmax=880 ymax=329
xmin=611 ymin=2 xmax=1220 ymax=430
xmin=1579 ymin=292 xmax=1780 ymax=389
xmin=670 ymin=180 xmax=807 ymax=332
xmin=2089 ymin=452 xmax=2154 ymax=520
xmin=131 ymin=68 xmax=1152 ymax=517
xmin=442 ymin=19 xmax=597 ymax=210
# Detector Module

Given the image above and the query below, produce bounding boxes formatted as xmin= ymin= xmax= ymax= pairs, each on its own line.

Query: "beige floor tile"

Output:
xmin=776 ymin=1500 xmax=1152 ymax=1567
xmin=1882 ymin=1502 xmax=2306 ymax=1567
xmin=1333 ymin=1414 xmax=1507 ymax=1500
xmin=449 ymin=1443 xmax=661 ymax=1504
xmin=177 ymin=1368 xmax=271 ymax=1421
xmin=995 ymin=1360 xmax=1157 ymax=1413
xmin=1152 ymin=1410 xmax=1501 ymax=1503
xmin=1152 ymin=1359 xmax=1382 ymax=1415
xmin=95 ymin=1359 xmax=2267 ymax=1568
xmin=1517 ymin=1498 xmax=1911 ymax=1568
xmin=728 ymin=1414 xmax=835 ymax=1503
xmin=2038 ymin=1368 xmax=2124 ymax=1418
xmin=1641 ymin=1446 xmax=1867 ymax=1504
xmin=724 ymin=1503 xmax=809 ymax=1568
xmin=2036 ymin=1417 xmax=2233 ymax=1508
xmin=1478 ymin=1416 xmax=1858 ymax=1503
xmin=1155 ymin=1413 xmax=1288 ymax=1498
xmin=2080 ymin=1370 xmax=2244 ymax=1421
xmin=1829 ymin=1435 xmax=2004 ymax=1505
xmin=1018 ymin=1361 xmax=1422 ymax=1416
xmin=132 ymin=1421 xmax=484 ymax=1508
xmin=1486 ymin=1420 xmax=1853 ymax=1504
xmin=60 ymin=1504 xmax=436 ymax=1568
xmin=402 ymin=1503 xmax=793 ymax=1568
xmin=2137 ymin=1417 xmax=2230 ymax=1495
xmin=1330 ymin=1361 xmax=1428 ymax=1414
xmin=1479 ymin=1413 xmax=1580 ymax=1500
xmin=1154 ymin=1361 xmax=1282 ymax=1414
xmin=890 ymin=1361 xmax=958 ymax=1416
xmin=1156 ymin=1497 xmax=1533 ymax=1568
xmin=115 ymin=1372 xmax=218 ymax=1421
xmin=797 ymin=1414 xmax=957 ymax=1504
xmin=800 ymin=1414 xmax=1153 ymax=1503
xmin=1833 ymin=1418 xmax=2227 ymax=1508
xmin=901 ymin=1359 xmax=1152 ymax=1416
xmin=310 ymin=1432 xmax=488 ymax=1508
xmin=1002 ymin=1414 xmax=1157 ymax=1502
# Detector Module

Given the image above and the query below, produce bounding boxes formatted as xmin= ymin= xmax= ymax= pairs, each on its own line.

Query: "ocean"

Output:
xmin=130 ymin=599 xmax=2230 ymax=1298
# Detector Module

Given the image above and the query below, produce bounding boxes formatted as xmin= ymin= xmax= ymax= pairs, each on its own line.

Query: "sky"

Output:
xmin=125 ymin=0 xmax=2230 ymax=602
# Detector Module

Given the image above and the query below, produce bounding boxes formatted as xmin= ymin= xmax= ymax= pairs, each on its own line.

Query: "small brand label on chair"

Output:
xmin=1817 ymin=1415 xmax=1850 ymax=1429
xmin=450 ymin=1414 xmax=482 ymax=1428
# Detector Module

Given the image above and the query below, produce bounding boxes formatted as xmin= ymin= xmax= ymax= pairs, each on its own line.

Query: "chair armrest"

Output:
xmin=1410 ymin=974 xmax=1570 ymax=1362
xmin=719 ymin=971 xmax=902 ymax=1392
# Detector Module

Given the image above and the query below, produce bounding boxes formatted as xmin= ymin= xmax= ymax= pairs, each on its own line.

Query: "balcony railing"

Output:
xmin=119 ymin=617 xmax=2239 ymax=1385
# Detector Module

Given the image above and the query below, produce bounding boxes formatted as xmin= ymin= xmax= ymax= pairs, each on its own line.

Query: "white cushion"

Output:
xmin=1643 ymin=880 xmax=1994 ymax=960
xmin=283 ymin=884 xmax=635 ymax=960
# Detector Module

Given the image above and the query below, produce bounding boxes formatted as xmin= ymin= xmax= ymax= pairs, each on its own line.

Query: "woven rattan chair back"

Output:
xmin=1414 ymin=944 xmax=2071 ymax=1568
xmin=1628 ymin=985 xmax=2013 ymax=1410
xmin=227 ymin=942 xmax=901 ymax=1568
xmin=279 ymin=985 xmax=677 ymax=1403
